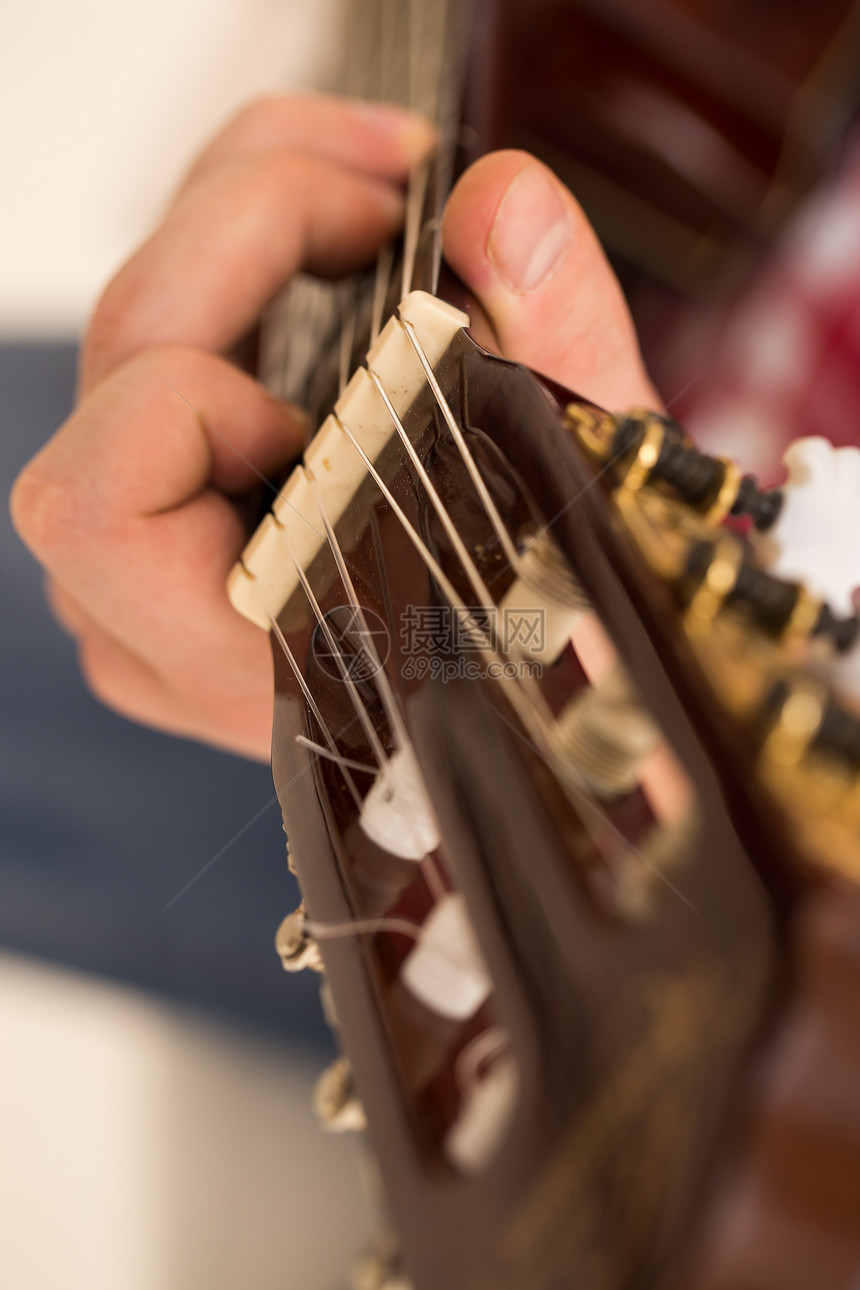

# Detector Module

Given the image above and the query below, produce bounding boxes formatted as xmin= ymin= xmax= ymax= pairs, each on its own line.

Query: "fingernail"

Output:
xmin=369 ymin=181 xmax=406 ymax=224
xmin=488 ymin=163 xmax=570 ymax=292
xmin=351 ymin=101 xmax=437 ymax=161
xmin=278 ymin=399 xmax=308 ymax=433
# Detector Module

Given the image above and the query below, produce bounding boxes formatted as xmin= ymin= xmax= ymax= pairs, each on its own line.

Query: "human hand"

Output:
xmin=441 ymin=149 xmax=657 ymax=411
xmin=10 ymin=101 xmax=657 ymax=763
xmin=10 ymin=95 xmax=435 ymax=760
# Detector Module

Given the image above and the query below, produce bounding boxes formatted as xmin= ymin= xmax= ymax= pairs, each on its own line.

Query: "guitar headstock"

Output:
xmin=229 ymin=291 xmax=860 ymax=1290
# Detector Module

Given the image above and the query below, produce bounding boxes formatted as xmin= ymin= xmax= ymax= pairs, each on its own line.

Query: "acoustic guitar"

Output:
xmin=228 ymin=3 xmax=860 ymax=1286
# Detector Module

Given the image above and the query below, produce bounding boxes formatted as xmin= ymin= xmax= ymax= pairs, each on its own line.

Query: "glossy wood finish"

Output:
xmin=270 ymin=333 xmax=782 ymax=1290
xmin=668 ymin=879 xmax=860 ymax=1290
xmin=259 ymin=5 xmax=860 ymax=1286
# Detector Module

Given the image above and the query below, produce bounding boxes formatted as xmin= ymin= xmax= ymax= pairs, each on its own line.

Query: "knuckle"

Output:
xmin=82 ymin=277 xmax=204 ymax=394
xmin=10 ymin=423 xmax=118 ymax=562
xmin=94 ymin=341 xmax=212 ymax=407
xmin=111 ymin=341 xmax=197 ymax=382
xmin=227 ymin=91 xmax=312 ymax=139
xmin=9 ymin=459 xmax=63 ymax=558
xmin=108 ymin=345 xmax=224 ymax=416
xmin=82 ymin=271 xmax=142 ymax=387
xmin=230 ymin=146 xmax=307 ymax=199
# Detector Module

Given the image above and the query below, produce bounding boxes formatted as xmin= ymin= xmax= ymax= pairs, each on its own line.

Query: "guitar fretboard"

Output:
xmin=260 ymin=0 xmax=471 ymax=430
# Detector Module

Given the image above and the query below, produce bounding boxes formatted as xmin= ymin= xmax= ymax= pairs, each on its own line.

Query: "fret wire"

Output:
xmin=371 ymin=243 xmax=395 ymax=343
xmin=380 ymin=0 xmax=401 ymax=103
xmin=401 ymin=158 xmax=431 ymax=300
xmin=408 ymin=0 xmax=424 ymax=114
xmin=339 ymin=279 xmax=359 ymax=395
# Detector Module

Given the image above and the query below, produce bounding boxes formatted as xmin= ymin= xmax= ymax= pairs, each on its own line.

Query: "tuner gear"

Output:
xmin=551 ymin=667 xmax=659 ymax=797
xmin=499 ymin=532 xmax=589 ymax=662
xmin=274 ymin=906 xmax=323 ymax=973
xmin=313 ymin=1057 xmax=366 ymax=1134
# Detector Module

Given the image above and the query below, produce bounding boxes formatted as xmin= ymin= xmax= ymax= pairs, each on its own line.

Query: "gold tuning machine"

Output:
xmin=566 ymin=394 xmax=860 ymax=883
xmin=566 ymin=401 xmax=783 ymax=531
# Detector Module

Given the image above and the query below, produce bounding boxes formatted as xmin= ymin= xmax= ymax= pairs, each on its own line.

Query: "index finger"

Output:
xmin=81 ymin=98 xmax=435 ymax=395
xmin=179 ymin=93 xmax=437 ymax=190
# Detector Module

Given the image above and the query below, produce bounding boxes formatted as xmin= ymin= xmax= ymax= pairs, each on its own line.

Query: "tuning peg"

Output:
xmin=359 ymin=744 xmax=440 ymax=861
xmin=444 ymin=1046 xmax=518 ymax=1174
xmin=753 ymin=437 xmax=860 ymax=617
xmin=313 ymin=1057 xmax=367 ymax=1133
xmin=499 ymin=532 xmax=589 ymax=662
xmin=352 ymin=1234 xmax=412 ymax=1290
xmin=400 ymin=892 xmax=492 ymax=1021
xmin=274 ymin=906 xmax=323 ymax=973
xmin=551 ymin=666 xmax=659 ymax=797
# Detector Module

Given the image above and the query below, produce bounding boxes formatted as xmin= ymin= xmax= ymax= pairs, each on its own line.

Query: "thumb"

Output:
xmin=441 ymin=150 xmax=659 ymax=411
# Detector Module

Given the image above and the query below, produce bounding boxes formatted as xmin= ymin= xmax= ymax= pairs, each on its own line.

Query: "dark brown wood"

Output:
xmin=471 ymin=0 xmax=860 ymax=294
xmin=259 ymin=6 xmax=860 ymax=1287
xmin=270 ymin=333 xmax=785 ymax=1290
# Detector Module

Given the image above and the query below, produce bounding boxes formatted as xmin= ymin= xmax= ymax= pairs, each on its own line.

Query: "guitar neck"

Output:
xmin=259 ymin=0 xmax=473 ymax=426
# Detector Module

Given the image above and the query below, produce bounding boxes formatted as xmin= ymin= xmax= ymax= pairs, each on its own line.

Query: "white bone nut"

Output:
xmin=358 ymin=745 xmax=440 ymax=860
xmin=752 ymin=437 xmax=860 ymax=617
xmin=400 ymin=892 xmax=492 ymax=1020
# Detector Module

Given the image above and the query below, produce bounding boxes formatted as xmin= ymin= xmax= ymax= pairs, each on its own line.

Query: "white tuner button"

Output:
xmin=400 ymin=893 xmax=492 ymax=1021
xmin=445 ymin=1053 xmax=518 ymax=1174
xmin=359 ymin=745 xmax=440 ymax=860
xmin=753 ymin=436 xmax=860 ymax=616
